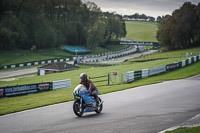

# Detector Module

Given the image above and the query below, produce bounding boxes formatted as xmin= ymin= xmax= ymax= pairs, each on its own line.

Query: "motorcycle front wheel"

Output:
xmin=95 ymin=97 xmax=103 ymax=113
xmin=73 ymin=99 xmax=84 ymax=117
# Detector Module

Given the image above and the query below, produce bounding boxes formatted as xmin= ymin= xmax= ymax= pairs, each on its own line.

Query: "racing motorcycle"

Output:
xmin=73 ymin=84 xmax=103 ymax=117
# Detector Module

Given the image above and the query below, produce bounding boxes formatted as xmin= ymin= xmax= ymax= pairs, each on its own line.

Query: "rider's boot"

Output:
xmin=93 ymin=94 xmax=100 ymax=106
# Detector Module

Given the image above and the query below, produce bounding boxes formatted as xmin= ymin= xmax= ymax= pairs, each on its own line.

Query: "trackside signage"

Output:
xmin=38 ymin=83 xmax=51 ymax=92
xmin=125 ymin=55 xmax=199 ymax=83
xmin=0 ymin=79 xmax=71 ymax=98
xmin=0 ymin=82 xmax=52 ymax=97
xmin=0 ymin=89 xmax=4 ymax=97
xmin=4 ymin=84 xmax=38 ymax=96
xmin=166 ymin=63 xmax=179 ymax=71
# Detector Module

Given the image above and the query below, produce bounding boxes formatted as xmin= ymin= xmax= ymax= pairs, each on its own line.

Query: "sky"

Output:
xmin=84 ymin=0 xmax=200 ymax=18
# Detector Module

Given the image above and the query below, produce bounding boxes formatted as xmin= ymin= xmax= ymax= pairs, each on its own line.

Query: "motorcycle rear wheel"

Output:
xmin=95 ymin=97 xmax=103 ymax=113
xmin=73 ymin=99 xmax=84 ymax=117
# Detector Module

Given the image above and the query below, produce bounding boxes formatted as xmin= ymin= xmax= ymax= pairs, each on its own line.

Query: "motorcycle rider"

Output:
xmin=80 ymin=73 xmax=99 ymax=104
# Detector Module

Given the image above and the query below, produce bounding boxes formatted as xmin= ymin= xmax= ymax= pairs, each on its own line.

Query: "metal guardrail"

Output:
xmin=52 ymin=79 xmax=71 ymax=90
xmin=1 ymin=58 xmax=71 ymax=69
xmin=125 ymin=54 xmax=200 ymax=83
xmin=1 ymin=46 xmax=132 ymax=70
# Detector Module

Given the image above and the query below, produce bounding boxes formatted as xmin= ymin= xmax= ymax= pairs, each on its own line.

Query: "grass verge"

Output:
xmin=165 ymin=126 xmax=200 ymax=133
xmin=0 ymin=62 xmax=200 ymax=116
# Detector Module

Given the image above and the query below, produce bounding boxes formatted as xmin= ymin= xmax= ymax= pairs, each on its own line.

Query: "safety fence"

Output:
xmin=89 ymin=75 xmax=108 ymax=87
xmin=83 ymin=46 xmax=132 ymax=59
xmin=1 ymin=46 xmax=132 ymax=70
xmin=107 ymin=41 xmax=158 ymax=46
xmin=0 ymin=79 xmax=71 ymax=98
xmin=125 ymin=55 xmax=200 ymax=83
xmin=1 ymin=58 xmax=70 ymax=69
xmin=88 ymin=71 xmax=124 ymax=87
xmin=79 ymin=63 xmax=116 ymax=67
xmin=75 ymin=46 xmax=134 ymax=63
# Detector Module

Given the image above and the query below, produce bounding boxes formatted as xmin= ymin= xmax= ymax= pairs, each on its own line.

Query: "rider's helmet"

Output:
xmin=80 ymin=73 xmax=87 ymax=82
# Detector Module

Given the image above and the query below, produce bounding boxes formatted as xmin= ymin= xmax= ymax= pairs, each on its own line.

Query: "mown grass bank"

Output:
xmin=0 ymin=59 xmax=200 ymax=116
xmin=1 ymin=47 xmax=200 ymax=87
xmin=0 ymin=47 xmax=199 ymax=116
xmin=125 ymin=21 xmax=158 ymax=42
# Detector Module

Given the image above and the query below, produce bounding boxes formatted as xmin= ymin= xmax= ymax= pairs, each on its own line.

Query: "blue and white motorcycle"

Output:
xmin=73 ymin=84 xmax=103 ymax=117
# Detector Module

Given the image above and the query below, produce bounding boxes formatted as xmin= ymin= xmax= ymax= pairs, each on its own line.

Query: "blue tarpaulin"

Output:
xmin=63 ymin=46 xmax=91 ymax=55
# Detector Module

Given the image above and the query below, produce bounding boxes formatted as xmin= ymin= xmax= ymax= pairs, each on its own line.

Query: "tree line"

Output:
xmin=0 ymin=0 xmax=126 ymax=50
xmin=157 ymin=2 xmax=200 ymax=50
xmin=123 ymin=13 xmax=155 ymax=22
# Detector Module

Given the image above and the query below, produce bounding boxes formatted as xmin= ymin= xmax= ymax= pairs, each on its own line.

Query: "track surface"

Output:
xmin=0 ymin=76 xmax=200 ymax=133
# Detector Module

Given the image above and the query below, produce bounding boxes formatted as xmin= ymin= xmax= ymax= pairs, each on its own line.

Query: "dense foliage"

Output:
xmin=157 ymin=2 xmax=200 ymax=50
xmin=123 ymin=13 xmax=155 ymax=22
xmin=0 ymin=0 xmax=126 ymax=50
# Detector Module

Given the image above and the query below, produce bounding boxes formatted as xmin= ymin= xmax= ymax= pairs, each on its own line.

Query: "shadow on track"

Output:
xmin=75 ymin=113 xmax=105 ymax=119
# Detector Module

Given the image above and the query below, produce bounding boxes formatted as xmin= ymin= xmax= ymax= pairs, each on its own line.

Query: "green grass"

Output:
xmin=126 ymin=21 xmax=158 ymax=42
xmin=166 ymin=126 xmax=200 ymax=133
xmin=0 ymin=61 xmax=199 ymax=116
xmin=1 ymin=47 xmax=199 ymax=88
xmin=0 ymin=48 xmax=73 ymax=67
xmin=0 ymin=45 xmax=129 ymax=67
xmin=0 ymin=47 xmax=200 ymax=115
xmin=129 ymin=47 xmax=200 ymax=62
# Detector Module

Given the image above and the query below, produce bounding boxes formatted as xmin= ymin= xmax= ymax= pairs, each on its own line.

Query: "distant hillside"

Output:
xmin=125 ymin=21 xmax=158 ymax=42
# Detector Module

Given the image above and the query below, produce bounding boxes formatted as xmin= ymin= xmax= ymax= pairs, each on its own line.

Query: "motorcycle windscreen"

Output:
xmin=73 ymin=84 xmax=86 ymax=95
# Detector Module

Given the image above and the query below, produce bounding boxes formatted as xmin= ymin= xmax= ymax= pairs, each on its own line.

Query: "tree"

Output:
xmin=156 ymin=15 xmax=171 ymax=49
xmin=157 ymin=2 xmax=200 ymax=50
xmin=0 ymin=13 xmax=26 ymax=49
xmin=156 ymin=16 xmax=162 ymax=22
xmin=148 ymin=16 xmax=155 ymax=22
xmin=194 ymin=3 xmax=200 ymax=45
xmin=87 ymin=20 xmax=106 ymax=47
xmin=0 ymin=0 xmax=127 ymax=50
xmin=105 ymin=13 xmax=125 ymax=41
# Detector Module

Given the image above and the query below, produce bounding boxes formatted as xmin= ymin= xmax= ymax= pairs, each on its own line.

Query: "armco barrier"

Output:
xmin=2 ymin=58 xmax=71 ymax=69
xmin=1 ymin=46 xmax=133 ymax=70
xmin=194 ymin=56 xmax=197 ymax=62
xmin=125 ymin=55 xmax=199 ymax=84
xmin=125 ymin=71 xmax=134 ymax=83
xmin=52 ymin=79 xmax=71 ymax=90
xmin=182 ymin=60 xmax=186 ymax=67
xmin=149 ymin=65 xmax=166 ymax=76
xmin=166 ymin=63 xmax=179 ymax=71
xmin=188 ymin=58 xmax=192 ymax=64
xmin=134 ymin=70 xmax=142 ymax=80
xmin=142 ymin=69 xmax=149 ymax=78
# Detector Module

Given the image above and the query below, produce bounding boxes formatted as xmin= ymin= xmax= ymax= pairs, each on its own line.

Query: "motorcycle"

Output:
xmin=73 ymin=84 xmax=103 ymax=117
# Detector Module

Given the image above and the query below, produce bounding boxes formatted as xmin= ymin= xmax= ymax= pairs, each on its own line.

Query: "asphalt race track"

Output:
xmin=0 ymin=76 xmax=200 ymax=133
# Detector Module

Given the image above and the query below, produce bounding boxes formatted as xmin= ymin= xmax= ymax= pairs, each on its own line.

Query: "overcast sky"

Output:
xmin=85 ymin=0 xmax=199 ymax=18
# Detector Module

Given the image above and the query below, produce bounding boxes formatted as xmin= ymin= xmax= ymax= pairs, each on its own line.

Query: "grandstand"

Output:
xmin=63 ymin=46 xmax=91 ymax=55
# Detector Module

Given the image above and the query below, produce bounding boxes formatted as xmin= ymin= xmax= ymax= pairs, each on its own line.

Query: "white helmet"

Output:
xmin=80 ymin=73 xmax=87 ymax=81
